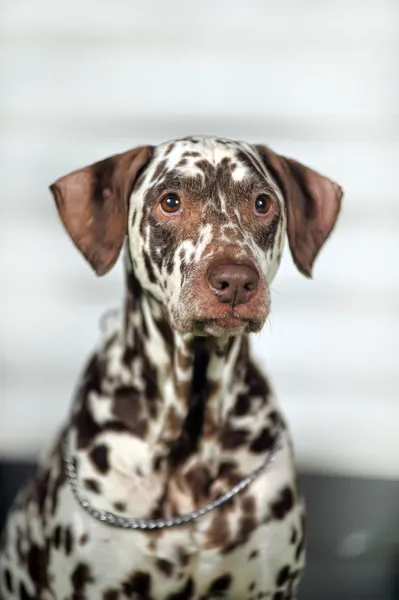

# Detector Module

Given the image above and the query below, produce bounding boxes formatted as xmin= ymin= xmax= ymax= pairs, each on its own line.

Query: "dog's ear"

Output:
xmin=49 ymin=146 xmax=153 ymax=276
xmin=256 ymin=145 xmax=343 ymax=277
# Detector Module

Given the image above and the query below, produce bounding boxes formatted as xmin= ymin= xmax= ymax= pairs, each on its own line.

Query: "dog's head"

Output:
xmin=50 ymin=137 xmax=342 ymax=336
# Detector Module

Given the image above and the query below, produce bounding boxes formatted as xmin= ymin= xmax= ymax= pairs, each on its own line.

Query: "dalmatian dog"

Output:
xmin=0 ymin=137 xmax=342 ymax=599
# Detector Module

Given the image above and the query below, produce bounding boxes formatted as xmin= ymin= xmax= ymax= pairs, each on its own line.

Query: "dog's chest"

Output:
xmin=46 ymin=435 xmax=304 ymax=598
xmin=0 ymin=426 xmax=304 ymax=600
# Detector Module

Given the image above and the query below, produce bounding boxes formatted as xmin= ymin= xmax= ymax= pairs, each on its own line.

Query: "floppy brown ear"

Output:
xmin=256 ymin=145 xmax=343 ymax=277
xmin=49 ymin=145 xmax=153 ymax=276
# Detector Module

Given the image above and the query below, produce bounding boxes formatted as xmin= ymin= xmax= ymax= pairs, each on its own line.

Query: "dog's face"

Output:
xmin=128 ymin=138 xmax=285 ymax=335
xmin=50 ymin=136 xmax=342 ymax=337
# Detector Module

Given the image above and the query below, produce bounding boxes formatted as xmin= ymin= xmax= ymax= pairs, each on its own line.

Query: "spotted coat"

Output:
xmin=0 ymin=137 xmax=342 ymax=599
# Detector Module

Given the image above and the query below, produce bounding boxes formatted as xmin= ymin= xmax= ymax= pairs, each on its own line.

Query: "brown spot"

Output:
xmin=166 ymin=577 xmax=194 ymax=600
xmin=217 ymin=460 xmax=237 ymax=477
xmin=268 ymin=410 xmax=281 ymax=426
xmin=164 ymin=143 xmax=175 ymax=156
xmin=177 ymin=547 xmax=190 ymax=567
xmin=156 ymin=558 xmax=174 ymax=577
xmin=19 ymin=581 xmax=35 ymax=600
xmin=79 ymin=534 xmax=89 ymax=545
xmin=134 ymin=419 xmax=149 ymax=438
xmin=176 ymin=158 xmax=188 ymax=168
xmin=73 ymin=357 xmax=103 ymax=449
xmin=176 ymin=347 xmax=192 ymax=371
xmin=223 ymin=495 xmax=257 ymax=554
xmin=250 ymin=427 xmax=274 ymax=453
xmin=208 ymin=574 xmax=232 ymax=594
xmin=3 ymin=568 xmax=13 ymax=593
xmin=290 ymin=528 xmax=297 ymax=544
xmin=151 ymin=159 xmax=168 ymax=183
xmin=234 ymin=394 xmax=250 ymax=416
xmin=123 ymin=571 xmax=151 ymax=599
xmin=89 ymin=444 xmax=109 ymax=474
xmin=113 ymin=501 xmax=126 ymax=512
xmin=173 ymin=379 xmax=191 ymax=403
xmin=103 ymin=591 xmax=119 ymax=600
xmin=276 ymin=565 xmax=290 ymax=587
xmin=83 ymin=478 xmax=101 ymax=494
xmin=183 ymin=151 xmax=201 ymax=158
xmin=35 ymin=467 xmax=51 ymax=514
xmin=271 ymin=486 xmax=295 ymax=520
xmin=64 ymin=526 xmax=73 ymax=556
xmin=27 ymin=543 xmax=49 ymax=593
xmin=184 ymin=465 xmax=211 ymax=505
xmin=50 ymin=448 xmax=66 ymax=515
xmin=244 ymin=361 xmax=271 ymax=398
xmin=205 ymin=511 xmax=230 ymax=549
xmin=71 ymin=563 xmax=94 ymax=599
xmin=113 ymin=386 xmax=143 ymax=431
xmin=249 ymin=581 xmax=255 ymax=591
xmin=219 ymin=426 xmax=249 ymax=449
xmin=249 ymin=549 xmax=259 ymax=560
xmin=53 ymin=525 xmax=62 ymax=549
xmin=165 ymin=405 xmax=182 ymax=439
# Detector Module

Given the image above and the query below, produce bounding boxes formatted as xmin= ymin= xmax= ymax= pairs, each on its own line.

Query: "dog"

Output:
xmin=0 ymin=136 xmax=342 ymax=599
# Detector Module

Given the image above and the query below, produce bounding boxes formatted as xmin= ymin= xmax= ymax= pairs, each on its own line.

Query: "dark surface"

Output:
xmin=0 ymin=461 xmax=398 ymax=599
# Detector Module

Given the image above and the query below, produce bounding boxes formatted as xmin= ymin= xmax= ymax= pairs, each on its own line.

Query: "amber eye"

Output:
xmin=254 ymin=194 xmax=272 ymax=216
xmin=160 ymin=193 xmax=182 ymax=215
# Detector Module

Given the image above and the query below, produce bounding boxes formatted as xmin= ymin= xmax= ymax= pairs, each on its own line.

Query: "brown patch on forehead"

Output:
xmin=195 ymin=159 xmax=215 ymax=180
xmin=176 ymin=158 xmax=188 ymax=168
xmin=181 ymin=136 xmax=200 ymax=143
xmin=164 ymin=142 xmax=175 ymax=156
xmin=182 ymin=150 xmax=201 ymax=158
xmin=235 ymin=148 xmax=269 ymax=181
xmin=151 ymin=159 xmax=168 ymax=183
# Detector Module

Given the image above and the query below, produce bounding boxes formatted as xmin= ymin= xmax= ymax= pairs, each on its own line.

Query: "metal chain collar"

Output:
xmin=64 ymin=427 xmax=283 ymax=531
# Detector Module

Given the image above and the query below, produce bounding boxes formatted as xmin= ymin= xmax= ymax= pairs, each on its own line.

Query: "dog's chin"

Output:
xmin=175 ymin=316 xmax=264 ymax=337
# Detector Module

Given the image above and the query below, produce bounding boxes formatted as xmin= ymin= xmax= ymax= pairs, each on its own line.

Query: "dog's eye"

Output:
xmin=254 ymin=194 xmax=272 ymax=216
xmin=160 ymin=193 xmax=182 ymax=215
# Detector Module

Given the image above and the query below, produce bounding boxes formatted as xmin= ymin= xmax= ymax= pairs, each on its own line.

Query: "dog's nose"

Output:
xmin=207 ymin=264 xmax=259 ymax=306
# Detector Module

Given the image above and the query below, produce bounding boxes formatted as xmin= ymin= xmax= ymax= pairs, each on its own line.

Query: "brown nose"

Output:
xmin=207 ymin=264 xmax=259 ymax=306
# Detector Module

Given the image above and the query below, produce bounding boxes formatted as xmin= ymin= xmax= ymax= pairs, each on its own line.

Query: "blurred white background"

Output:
xmin=1 ymin=0 xmax=398 ymax=478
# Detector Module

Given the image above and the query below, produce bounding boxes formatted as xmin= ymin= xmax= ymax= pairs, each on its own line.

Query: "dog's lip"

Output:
xmin=213 ymin=316 xmax=246 ymax=328
xmin=193 ymin=313 xmax=259 ymax=329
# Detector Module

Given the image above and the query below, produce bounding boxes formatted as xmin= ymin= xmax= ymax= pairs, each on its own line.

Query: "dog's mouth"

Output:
xmin=191 ymin=313 xmax=264 ymax=336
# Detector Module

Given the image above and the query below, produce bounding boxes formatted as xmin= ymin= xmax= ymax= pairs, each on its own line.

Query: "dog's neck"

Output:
xmin=112 ymin=257 xmax=250 ymax=464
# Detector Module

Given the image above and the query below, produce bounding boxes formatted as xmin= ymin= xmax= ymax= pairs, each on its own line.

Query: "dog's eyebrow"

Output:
xmin=151 ymin=169 xmax=277 ymax=199
xmin=151 ymin=172 xmax=206 ymax=197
